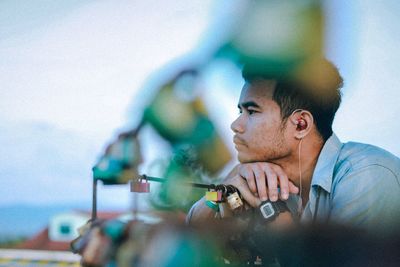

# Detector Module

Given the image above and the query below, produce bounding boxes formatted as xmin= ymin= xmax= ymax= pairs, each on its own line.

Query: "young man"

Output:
xmin=187 ymin=59 xmax=400 ymax=233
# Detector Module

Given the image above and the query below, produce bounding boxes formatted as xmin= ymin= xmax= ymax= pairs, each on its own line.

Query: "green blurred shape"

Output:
xmin=144 ymin=86 xmax=212 ymax=144
xmin=162 ymin=235 xmax=224 ymax=267
xmin=93 ymin=133 xmax=142 ymax=185
xmin=93 ymin=156 xmax=126 ymax=185
xmin=102 ymin=219 xmax=126 ymax=243
xmin=144 ymin=72 xmax=231 ymax=176
xmin=216 ymin=0 xmax=323 ymax=78
xmin=144 ymin=71 xmax=232 ymax=211
xmin=150 ymin=152 xmax=204 ymax=211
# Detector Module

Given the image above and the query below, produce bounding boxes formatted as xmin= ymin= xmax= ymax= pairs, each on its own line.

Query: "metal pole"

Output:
xmin=141 ymin=174 xmax=214 ymax=189
xmin=92 ymin=179 xmax=97 ymax=221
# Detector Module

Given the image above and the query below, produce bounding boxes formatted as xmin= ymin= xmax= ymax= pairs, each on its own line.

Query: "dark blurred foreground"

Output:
xmin=72 ymin=214 xmax=400 ymax=267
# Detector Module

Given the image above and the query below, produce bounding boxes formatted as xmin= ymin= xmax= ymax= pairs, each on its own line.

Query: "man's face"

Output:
xmin=231 ymin=80 xmax=291 ymax=163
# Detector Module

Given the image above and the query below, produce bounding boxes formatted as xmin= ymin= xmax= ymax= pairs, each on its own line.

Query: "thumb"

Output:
xmin=236 ymin=186 xmax=262 ymax=208
xmin=289 ymin=181 xmax=299 ymax=194
xmin=225 ymin=175 xmax=261 ymax=208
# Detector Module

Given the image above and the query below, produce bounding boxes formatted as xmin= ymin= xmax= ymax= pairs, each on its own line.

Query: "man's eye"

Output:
xmin=248 ymin=109 xmax=256 ymax=115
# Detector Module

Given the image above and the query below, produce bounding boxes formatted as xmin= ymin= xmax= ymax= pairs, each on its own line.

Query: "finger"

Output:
xmin=253 ymin=166 xmax=268 ymax=201
xmin=225 ymin=174 xmax=246 ymax=192
xmin=236 ymin=186 xmax=261 ymax=208
xmin=273 ymin=166 xmax=289 ymax=200
xmin=226 ymin=175 xmax=261 ymax=207
xmin=289 ymin=181 xmax=300 ymax=194
xmin=239 ymin=165 xmax=257 ymax=194
xmin=264 ymin=166 xmax=278 ymax=202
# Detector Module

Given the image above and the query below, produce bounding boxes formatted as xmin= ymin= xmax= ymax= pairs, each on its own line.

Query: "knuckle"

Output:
xmin=269 ymin=186 xmax=278 ymax=193
xmin=239 ymin=164 xmax=248 ymax=173
xmin=267 ymin=174 xmax=277 ymax=184
xmin=271 ymin=164 xmax=282 ymax=172
xmin=280 ymin=184 xmax=289 ymax=191
xmin=279 ymin=176 xmax=288 ymax=185
xmin=262 ymin=163 xmax=272 ymax=171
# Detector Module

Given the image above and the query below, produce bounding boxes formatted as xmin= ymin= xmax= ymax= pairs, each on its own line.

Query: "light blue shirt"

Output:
xmin=300 ymin=133 xmax=400 ymax=233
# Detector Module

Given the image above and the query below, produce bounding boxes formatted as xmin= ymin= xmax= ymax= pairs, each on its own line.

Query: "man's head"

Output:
xmin=231 ymin=58 xmax=343 ymax=163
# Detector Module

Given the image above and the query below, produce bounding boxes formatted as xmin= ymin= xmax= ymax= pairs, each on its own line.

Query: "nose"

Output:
xmin=231 ymin=115 xmax=244 ymax=134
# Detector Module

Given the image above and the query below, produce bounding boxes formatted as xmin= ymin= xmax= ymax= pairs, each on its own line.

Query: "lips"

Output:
xmin=233 ymin=136 xmax=247 ymax=147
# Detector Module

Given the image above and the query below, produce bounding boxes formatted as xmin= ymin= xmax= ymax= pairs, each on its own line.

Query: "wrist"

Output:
xmin=259 ymin=200 xmax=289 ymax=221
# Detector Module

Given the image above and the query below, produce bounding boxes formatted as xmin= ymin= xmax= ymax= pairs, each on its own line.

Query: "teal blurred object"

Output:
xmin=93 ymin=157 xmax=124 ymax=185
xmin=103 ymin=219 xmax=127 ymax=243
xmin=93 ymin=130 xmax=142 ymax=185
xmin=143 ymin=70 xmax=231 ymax=176
xmin=143 ymin=71 xmax=207 ymax=143
xmin=150 ymin=154 xmax=205 ymax=211
xmin=159 ymin=233 xmax=224 ymax=267
xmin=142 ymin=70 xmax=231 ymax=211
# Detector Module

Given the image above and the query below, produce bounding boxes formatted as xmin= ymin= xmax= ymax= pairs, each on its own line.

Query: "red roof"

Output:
xmin=16 ymin=227 xmax=70 ymax=251
xmin=84 ymin=211 xmax=123 ymax=220
xmin=16 ymin=210 xmax=123 ymax=251
xmin=15 ymin=210 xmax=186 ymax=251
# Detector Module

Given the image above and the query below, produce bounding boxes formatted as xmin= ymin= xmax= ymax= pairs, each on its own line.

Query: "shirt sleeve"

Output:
xmin=185 ymin=199 xmax=200 ymax=224
xmin=185 ymin=197 xmax=216 ymax=225
xmin=330 ymin=164 xmax=400 ymax=233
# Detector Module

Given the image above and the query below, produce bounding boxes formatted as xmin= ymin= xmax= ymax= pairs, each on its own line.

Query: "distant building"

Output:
xmin=49 ymin=211 xmax=89 ymax=242
xmin=17 ymin=210 xmax=122 ymax=251
xmin=3 ymin=209 xmax=182 ymax=266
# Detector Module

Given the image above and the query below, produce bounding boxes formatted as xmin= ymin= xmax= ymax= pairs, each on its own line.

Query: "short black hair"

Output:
xmin=242 ymin=58 xmax=343 ymax=141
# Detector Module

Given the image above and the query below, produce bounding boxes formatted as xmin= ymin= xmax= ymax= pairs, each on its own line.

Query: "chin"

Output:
xmin=237 ymin=153 xmax=255 ymax=164
xmin=238 ymin=152 xmax=276 ymax=164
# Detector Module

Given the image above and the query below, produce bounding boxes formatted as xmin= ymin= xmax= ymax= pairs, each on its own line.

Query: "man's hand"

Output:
xmin=238 ymin=162 xmax=299 ymax=202
xmin=224 ymin=163 xmax=299 ymax=207
xmin=224 ymin=172 xmax=261 ymax=208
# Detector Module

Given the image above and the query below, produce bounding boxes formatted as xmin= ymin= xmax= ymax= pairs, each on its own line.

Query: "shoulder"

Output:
xmin=326 ymin=140 xmax=400 ymax=231
xmin=330 ymin=142 xmax=400 ymax=201
xmin=334 ymin=142 xmax=400 ymax=183
xmin=340 ymin=142 xmax=400 ymax=166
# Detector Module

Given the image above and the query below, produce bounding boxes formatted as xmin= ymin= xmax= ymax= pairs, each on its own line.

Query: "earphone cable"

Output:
xmin=297 ymin=138 xmax=303 ymax=216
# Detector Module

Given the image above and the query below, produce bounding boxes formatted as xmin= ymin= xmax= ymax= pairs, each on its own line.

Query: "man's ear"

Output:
xmin=289 ymin=109 xmax=314 ymax=139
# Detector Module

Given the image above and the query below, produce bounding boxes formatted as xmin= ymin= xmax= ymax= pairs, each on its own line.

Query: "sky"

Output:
xmin=0 ymin=0 xmax=399 ymax=209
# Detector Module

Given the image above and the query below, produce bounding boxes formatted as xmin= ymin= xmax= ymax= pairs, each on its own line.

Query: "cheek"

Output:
xmin=248 ymin=120 xmax=287 ymax=155
xmin=246 ymin=117 xmax=275 ymax=141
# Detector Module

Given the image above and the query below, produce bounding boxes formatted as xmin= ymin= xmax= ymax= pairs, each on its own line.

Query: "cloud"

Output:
xmin=0 ymin=119 xmax=98 ymax=205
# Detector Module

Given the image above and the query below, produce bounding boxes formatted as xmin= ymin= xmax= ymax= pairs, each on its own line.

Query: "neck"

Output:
xmin=275 ymin=137 xmax=324 ymax=205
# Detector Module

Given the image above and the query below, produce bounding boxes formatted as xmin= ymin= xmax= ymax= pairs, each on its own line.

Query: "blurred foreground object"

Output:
xmin=142 ymin=70 xmax=232 ymax=210
xmin=93 ymin=128 xmax=143 ymax=185
xmin=72 ymin=216 xmax=400 ymax=267
xmin=143 ymin=70 xmax=231 ymax=175
xmin=91 ymin=68 xmax=233 ymax=211
xmin=73 ymin=216 xmax=226 ymax=267
xmin=215 ymin=0 xmax=323 ymax=77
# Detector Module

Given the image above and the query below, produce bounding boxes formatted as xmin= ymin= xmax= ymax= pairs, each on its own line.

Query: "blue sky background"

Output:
xmin=0 ymin=0 xmax=399 ymax=210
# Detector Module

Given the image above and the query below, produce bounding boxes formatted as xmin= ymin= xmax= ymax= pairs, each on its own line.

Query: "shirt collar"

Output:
xmin=310 ymin=133 xmax=343 ymax=193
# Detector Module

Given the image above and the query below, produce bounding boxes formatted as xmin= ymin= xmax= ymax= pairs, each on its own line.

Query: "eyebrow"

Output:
xmin=238 ymin=101 xmax=260 ymax=110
